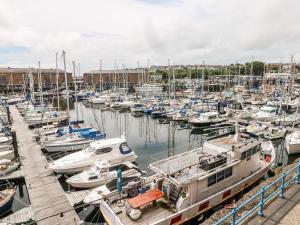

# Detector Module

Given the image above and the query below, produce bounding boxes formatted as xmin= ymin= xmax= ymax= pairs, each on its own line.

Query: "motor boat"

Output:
xmin=188 ymin=112 xmax=227 ymax=127
xmin=130 ymin=104 xmax=144 ymax=113
xmin=48 ymin=135 xmax=137 ymax=174
xmin=286 ymin=131 xmax=300 ymax=155
xmin=96 ymin=131 xmax=275 ymax=225
xmin=0 ymin=159 xmax=19 ymax=175
xmin=41 ymin=129 xmax=106 ymax=153
xmin=66 ymin=160 xmax=142 ymax=189
xmin=0 ymin=150 xmax=14 ymax=160
xmin=245 ymin=122 xmax=267 ymax=134
xmin=252 ymin=105 xmax=278 ymax=122
xmin=264 ymin=127 xmax=286 ymax=140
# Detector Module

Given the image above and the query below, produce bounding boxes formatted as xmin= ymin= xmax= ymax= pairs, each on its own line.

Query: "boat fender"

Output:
xmin=128 ymin=208 xmax=142 ymax=221
xmin=117 ymin=199 xmax=125 ymax=207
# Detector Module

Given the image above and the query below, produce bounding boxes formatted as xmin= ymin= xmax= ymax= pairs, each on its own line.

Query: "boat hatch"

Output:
xmin=199 ymin=154 xmax=227 ymax=171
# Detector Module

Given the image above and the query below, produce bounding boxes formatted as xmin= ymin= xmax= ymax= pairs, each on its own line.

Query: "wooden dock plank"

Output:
xmin=10 ymin=106 xmax=81 ymax=225
xmin=0 ymin=206 xmax=33 ymax=224
xmin=65 ymin=190 xmax=90 ymax=206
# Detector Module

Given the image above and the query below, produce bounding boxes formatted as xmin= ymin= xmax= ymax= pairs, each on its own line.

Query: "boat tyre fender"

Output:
xmin=117 ymin=199 xmax=125 ymax=207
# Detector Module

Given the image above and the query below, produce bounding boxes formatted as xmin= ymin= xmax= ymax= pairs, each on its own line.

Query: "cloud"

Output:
xmin=0 ymin=0 xmax=300 ymax=72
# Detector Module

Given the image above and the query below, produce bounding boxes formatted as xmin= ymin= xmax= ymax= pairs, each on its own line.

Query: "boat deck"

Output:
xmin=10 ymin=106 xmax=80 ymax=225
xmin=110 ymin=198 xmax=172 ymax=225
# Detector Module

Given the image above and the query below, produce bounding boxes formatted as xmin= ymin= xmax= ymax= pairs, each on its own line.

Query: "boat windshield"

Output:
xmin=119 ymin=142 xmax=132 ymax=154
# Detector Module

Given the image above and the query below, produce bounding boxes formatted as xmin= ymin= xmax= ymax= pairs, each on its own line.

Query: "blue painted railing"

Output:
xmin=215 ymin=161 xmax=300 ymax=225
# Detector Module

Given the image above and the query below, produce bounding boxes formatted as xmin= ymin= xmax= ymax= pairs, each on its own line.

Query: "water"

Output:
xmin=69 ymin=102 xmax=203 ymax=173
xmin=0 ymin=180 xmax=30 ymax=218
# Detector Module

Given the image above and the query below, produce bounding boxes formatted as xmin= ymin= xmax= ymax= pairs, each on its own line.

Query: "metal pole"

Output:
xmin=6 ymin=105 xmax=11 ymax=125
xmin=280 ymin=172 xmax=286 ymax=198
xmin=11 ymin=129 xmax=19 ymax=161
xmin=258 ymin=187 xmax=265 ymax=216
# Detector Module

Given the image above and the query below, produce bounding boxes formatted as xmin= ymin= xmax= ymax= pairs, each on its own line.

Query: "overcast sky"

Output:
xmin=0 ymin=0 xmax=299 ymax=73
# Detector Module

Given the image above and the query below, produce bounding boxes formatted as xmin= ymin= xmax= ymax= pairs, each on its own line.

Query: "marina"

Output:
xmin=0 ymin=1 xmax=300 ymax=224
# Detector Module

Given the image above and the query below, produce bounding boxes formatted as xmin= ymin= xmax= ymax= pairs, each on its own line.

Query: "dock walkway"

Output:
xmin=10 ymin=106 xmax=81 ymax=225
xmin=0 ymin=205 xmax=34 ymax=224
xmin=246 ymin=183 xmax=300 ymax=225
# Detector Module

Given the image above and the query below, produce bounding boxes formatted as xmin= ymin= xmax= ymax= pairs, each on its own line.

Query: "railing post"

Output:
xmin=258 ymin=187 xmax=265 ymax=217
xmin=280 ymin=172 xmax=286 ymax=198
xmin=231 ymin=208 xmax=236 ymax=225
xmin=297 ymin=161 xmax=300 ymax=184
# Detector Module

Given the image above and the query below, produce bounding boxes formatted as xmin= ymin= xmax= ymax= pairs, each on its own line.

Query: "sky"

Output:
xmin=0 ymin=0 xmax=300 ymax=73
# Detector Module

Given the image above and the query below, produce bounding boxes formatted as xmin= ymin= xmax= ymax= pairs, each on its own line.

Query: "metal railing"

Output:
xmin=215 ymin=161 xmax=300 ymax=225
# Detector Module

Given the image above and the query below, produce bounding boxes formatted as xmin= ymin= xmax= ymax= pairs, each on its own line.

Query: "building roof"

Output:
xmin=0 ymin=67 xmax=67 ymax=74
xmin=85 ymin=69 xmax=149 ymax=74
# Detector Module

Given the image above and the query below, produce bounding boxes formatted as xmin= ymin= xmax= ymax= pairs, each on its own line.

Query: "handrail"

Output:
xmin=215 ymin=161 xmax=300 ymax=225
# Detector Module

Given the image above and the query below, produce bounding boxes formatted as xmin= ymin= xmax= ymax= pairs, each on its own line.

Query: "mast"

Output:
xmin=202 ymin=60 xmax=205 ymax=96
xmin=250 ymin=56 xmax=254 ymax=90
xmin=72 ymin=61 xmax=79 ymax=122
xmin=38 ymin=61 xmax=43 ymax=105
xmin=62 ymin=50 xmax=70 ymax=126
xmin=99 ymin=60 xmax=102 ymax=93
xmin=29 ymin=68 xmax=34 ymax=102
xmin=168 ymin=59 xmax=171 ymax=101
xmin=172 ymin=63 xmax=175 ymax=100
xmin=55 ymin=53 xmax=60 ymax=109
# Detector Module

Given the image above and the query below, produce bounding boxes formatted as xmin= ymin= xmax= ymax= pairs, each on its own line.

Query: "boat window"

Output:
xmin=217 ymin=170 xmax=225 ymax=182
xmin=208 ymin=167 xmax=232 ymax=187
xmin=119 ymin=142 xmax=133 ymax=154
xmin=95 ymin=147 xmax=112 ymax=154
xmin=100 ymin=168 xmax=108 ymax=173
xmin=208 ymin=174 xmax=216 ymax=186
xmin=246 ymin=149 xmax=252 ymax=158
xmin=88 ymin=175 xmax=98 ymax=180
xmin=224 ymin=167 xmax=232 ymax=178
xmin=241 ymin=152 xmax=246 ymax=160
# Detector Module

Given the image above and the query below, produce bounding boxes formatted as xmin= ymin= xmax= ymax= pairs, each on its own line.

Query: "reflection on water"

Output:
xmin=69 ymin=101 xmax=297 ymax=171
xmin=0 ymin=180 xmax=30 ymax=218
xmin=69 ymin=102 xmax=202 ymax=173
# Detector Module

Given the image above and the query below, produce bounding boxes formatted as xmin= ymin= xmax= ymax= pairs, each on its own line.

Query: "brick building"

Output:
xmin=0 ymin=67 xmax=73 ymax=92
xmin=83 ymin=69 xmax=152 ymax=89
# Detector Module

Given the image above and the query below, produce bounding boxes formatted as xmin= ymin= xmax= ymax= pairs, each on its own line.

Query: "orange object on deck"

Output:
xmin=128 ymin=188 xmax=165 ymax=209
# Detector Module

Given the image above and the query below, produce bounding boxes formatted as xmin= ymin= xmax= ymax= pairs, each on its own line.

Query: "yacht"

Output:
xmin=96 ymin=132 xmax=275 ymax=225
xmin=41 ymin=129 xmax=106 ymax=153
xmin=91 ymin=95 xmax=109 ymax=104
xmin=66 ymin=160 xmax=142 ymax=189
xmin=263 ymin=127 xmax=286 ymax=140
xmin=188 ymin=112 xmax=227 ymax=127
xmin=130 ymin=104 xmax=144 ymax=113
xmin=253 ymin=105 xmax=278 ymax=122
xmin=48 ymin=136 xmax=137 ymax=174
xmin=286 ymin=131 xmax=300 ymax=155
xmin=135 ymin=84 xmax=163 ymax=97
